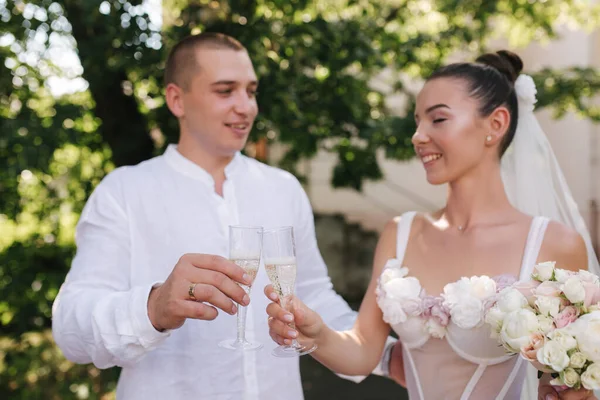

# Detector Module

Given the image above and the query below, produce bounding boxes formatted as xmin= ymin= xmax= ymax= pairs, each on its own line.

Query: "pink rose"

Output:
xmin=493 ymin=274 xmax=518 ymax=292
xmin=421 ymin=295 xmax=438 ymax=317
xmin=513 ymin=280 xmax=541 ymax=305
xmin=554 ymin=306 xmax=579 ymax=329
xmin=483 ymin=296 xmax=498 ymax=313
xmin=583 ymin=282 xmax=600 ymax=308
xmin=422 ymin=295 xmax=450 ymax=326
xmin=431 ymin=303 xmax=450 ymax=326
xmin=521 ymin=332 xmax=545 ymax=362
xmin=535 ymin=281 xmax=562 ymax=298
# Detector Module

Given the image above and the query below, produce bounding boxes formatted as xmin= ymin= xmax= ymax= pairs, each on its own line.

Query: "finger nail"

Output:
xmin=231 ymin=304 xmax=237 ymax=314
xmin=242 ymin=273 xmax=251 ymax=283
xmin=269 ymin=292 xmax=278 ymax=301
xmin=288 ymin=330 xmax=297 ymax=338
xmin=283 ymin=313 xmax=293 ymax=322
xmin=243 ymin=295 xmax=250 ymax=305
xmin=284 ymin=339 xmax=291 ymax=345
xmin=545 ymin=395 xmax=555 ymax=400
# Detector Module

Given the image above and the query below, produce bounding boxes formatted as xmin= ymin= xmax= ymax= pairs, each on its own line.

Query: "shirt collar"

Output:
xmin=163 ymin=144 xmax=243 ymax=186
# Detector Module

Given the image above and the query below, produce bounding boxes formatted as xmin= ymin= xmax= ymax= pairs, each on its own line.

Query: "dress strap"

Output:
xmin=495 ymin=357 xmax=524 ymax=400
xmin=460 ymin=364 xmax=487 ymax=400
xmin=403 ymin=344 xmax=425 ymax=400
xmin=518 ymin=216 xmax=550 ymax=281
xmin=396 ymin=212 xmax=417 ymax=263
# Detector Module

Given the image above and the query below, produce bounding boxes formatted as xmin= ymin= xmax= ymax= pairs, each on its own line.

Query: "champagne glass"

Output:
xmin=218 ymin=225 xmax=263 ymax=351
xmin=263 ymin=226 xmax=317 ymax=357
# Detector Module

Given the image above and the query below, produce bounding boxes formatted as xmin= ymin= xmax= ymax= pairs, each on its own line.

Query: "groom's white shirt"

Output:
xmin=52 ymin=145 xmax=390 ymax=400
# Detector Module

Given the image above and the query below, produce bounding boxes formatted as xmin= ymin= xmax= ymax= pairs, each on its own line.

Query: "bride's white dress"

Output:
xmin=377 ymin=211 xmax=549 ymax=399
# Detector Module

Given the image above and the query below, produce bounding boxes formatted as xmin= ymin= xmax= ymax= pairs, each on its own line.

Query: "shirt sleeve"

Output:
xmin=51 ymin=169 xmax=170 ymax=369
xmin=291 ymin=179 xmax=397 ymax=382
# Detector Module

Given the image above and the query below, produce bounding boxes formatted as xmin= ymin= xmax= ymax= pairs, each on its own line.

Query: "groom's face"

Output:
xmin=412 ymin=77 xmax=489 ymax=185
xmin=166 ymin=47 xmax=259 ymax=157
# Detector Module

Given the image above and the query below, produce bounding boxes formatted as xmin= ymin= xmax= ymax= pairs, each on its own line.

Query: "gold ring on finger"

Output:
xmin=188 ymin=283 xmax=198 ymax=300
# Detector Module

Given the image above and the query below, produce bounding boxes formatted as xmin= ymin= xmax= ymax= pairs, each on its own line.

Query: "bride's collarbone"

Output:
xmin=403 ymin=241 xmax=525 ymax=294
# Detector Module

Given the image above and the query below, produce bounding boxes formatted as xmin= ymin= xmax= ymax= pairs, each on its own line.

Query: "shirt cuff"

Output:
xmin=130 ymin=282 xmax=171 ymax=348
xmin=375 ymin=336 xmax=398 ymax=377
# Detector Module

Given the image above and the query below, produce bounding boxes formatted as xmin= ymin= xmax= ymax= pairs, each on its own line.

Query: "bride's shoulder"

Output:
xmin=380 ymin=211 xmax=426 ymax=240
xmin=377 ymin=212 xmax=430 ymax=252
xmin=374 ymin=213 xmax=418 ymax=266
xmin=539 ymin=220 xmax=587 ymax=271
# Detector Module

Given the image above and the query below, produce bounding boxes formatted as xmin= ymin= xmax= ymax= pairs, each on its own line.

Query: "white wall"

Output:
xmin=302 ymin=26 xmax=600 ymax=251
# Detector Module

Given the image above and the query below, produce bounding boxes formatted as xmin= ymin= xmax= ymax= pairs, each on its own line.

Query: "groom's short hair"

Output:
xmin=164 ymin=32 xmax=247 ymax=90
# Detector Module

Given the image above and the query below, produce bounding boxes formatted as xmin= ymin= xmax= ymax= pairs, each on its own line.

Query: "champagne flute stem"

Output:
xmin=236 ymin=284 xmax=252 ymax=344
xmin=236 ymin=304 xmax=247 ymax=343
xmin=281 ymin=294 xmax=300 ymax=348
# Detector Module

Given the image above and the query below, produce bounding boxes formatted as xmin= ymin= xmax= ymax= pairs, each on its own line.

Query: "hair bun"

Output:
xmin=475 ymin=50 xmax=523 ymax=83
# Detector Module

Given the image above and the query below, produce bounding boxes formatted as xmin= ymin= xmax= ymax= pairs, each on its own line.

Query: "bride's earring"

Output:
xmin=486 ymin=135 xmax=493 ymax=142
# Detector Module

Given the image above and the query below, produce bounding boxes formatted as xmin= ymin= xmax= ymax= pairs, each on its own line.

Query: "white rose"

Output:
xmin=469 ymin=276 xmax=497 ymax=300
xmin=578 ymin=270 xmax=600 ymax=285
xmin=378 ymin=297 xmax=407 ymax=325
xmin=537 ymin=341 xmax=570 ymax=372
xmin=537 ymin=315 xmax=555 ymax=334
xmin=574 ymin=312 xmax=600 ymax=363
xmin=426 ymin=318 xmax=446 ymax=339
xmin=548 ymin=330 xmax=578 ymax=351
xmin=562 ymin=368 xmax=580 ymax=388
xmin=500 ymin=309 xmax=540 ymax=353
xmin=590 ymin=304 xmax=600 ymax=312
xmin=570 ymin=352 xmax=587 ymax=369
xmin=485 ymin=306 xmax=506 ymax=332
xmin=563 ymin=312 xmax=589 ymax=336
xmin=534 ymin=262 xmax=556 ymax=282
xmin=380 ymin=262 xmax=408 ymax=284
xmin=535 ymin=296 xmax=561 ymax=317
xmin=549 ymin=377 xmax=564 ymax=386
xmin=555 ymin=268 xmax=574 ymax=284
xmin=497 ymin=288 xmax=528 ymax=313
xmin=581 ymin=363 xmax=600 ymax=390
xmin=451 ymin=296 xmax=484 ymax=329
xmin=562 ymin=277 xmax=586 ymax=304
xmin=383 ymin=276 xmax=422 ymax=300
xmin=443 ymin=278 xmax=472 ymax=305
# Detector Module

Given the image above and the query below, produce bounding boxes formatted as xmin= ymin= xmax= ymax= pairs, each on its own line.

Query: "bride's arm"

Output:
xmin=536 ymin=222 xmax=596 ymax=400
xmin=538 ymin=221 xmax=588 ymax=272
xmin=266 ymin=218 xmax=399 ymax=376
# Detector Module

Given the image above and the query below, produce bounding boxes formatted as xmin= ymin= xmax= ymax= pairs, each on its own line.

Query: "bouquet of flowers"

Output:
xmin=485 ymin=262 xmax=600 ymax=390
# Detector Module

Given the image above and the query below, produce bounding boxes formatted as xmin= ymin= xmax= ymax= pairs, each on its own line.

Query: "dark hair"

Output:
xmin=164 ymin=32 xmax=247 ymax=90
xmin=427 ymin=50 xmax=524 ymax=156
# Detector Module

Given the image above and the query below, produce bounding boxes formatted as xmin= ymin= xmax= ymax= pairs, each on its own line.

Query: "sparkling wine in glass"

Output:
xmin=218 ymin=225 xmax=263 ymax=351
xmin=263 ymin=226 xmax=317 ymax=357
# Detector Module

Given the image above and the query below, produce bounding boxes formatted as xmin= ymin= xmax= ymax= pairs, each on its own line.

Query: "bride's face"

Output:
xmin=412 ymin=77 xmax=490 ymax=185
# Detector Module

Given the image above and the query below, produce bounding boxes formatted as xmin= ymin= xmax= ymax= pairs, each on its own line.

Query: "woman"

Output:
xmin=265 ymin=51 xmax=598 ymax=399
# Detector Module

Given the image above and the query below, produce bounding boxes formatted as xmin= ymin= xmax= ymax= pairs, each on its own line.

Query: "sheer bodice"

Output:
xmin=377 ymin=212 xmax=549 ymax=399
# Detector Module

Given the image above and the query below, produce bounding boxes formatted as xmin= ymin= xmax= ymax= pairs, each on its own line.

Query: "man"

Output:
xmin=52 ymin=32 xmax=402 ymax=399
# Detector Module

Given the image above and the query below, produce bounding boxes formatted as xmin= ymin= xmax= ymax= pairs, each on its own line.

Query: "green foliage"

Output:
xmin=0 ymin=330 xmax=119 ymax=399
xmin=1 ymin=0 xmax=600 ymax=397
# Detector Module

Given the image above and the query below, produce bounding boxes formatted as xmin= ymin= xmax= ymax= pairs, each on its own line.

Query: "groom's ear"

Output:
xmin=485 ymin=106 xmax=511 ymax=144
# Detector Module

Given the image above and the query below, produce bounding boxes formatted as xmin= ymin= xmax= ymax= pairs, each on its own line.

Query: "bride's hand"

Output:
xmin=264 ymin=284 xmax=325 ymax=347
xmin=538 ymin=374 xmax=596 ymax=400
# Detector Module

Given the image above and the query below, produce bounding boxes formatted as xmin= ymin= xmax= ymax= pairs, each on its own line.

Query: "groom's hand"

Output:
xmin=147 ymin=254 xmax=251 ymax=331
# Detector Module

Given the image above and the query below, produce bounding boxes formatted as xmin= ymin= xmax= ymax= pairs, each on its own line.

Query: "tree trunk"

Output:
xmin=61 ymin=0 xmax=155 ymax=167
